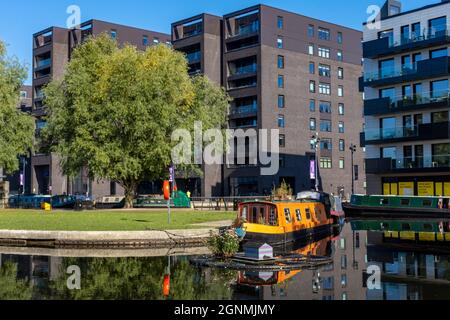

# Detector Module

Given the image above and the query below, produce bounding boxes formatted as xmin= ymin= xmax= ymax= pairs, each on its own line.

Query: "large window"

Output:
xmin=432 ymin=111 xmax=449 ymax=123
xmin=319 ymin=83 xmax=331 ymax=95
xmin=380 ymin=87 xmax=396 ymax=101
xmin=401 ymin=25 xmax=410 ymax=44
xmin=318 ymin=47 xmax=330 ymax=59
xmin=320 ymin=138 xmax=332 ymax=150
xmin=319 ymin=64 xmax=331 ymax=77
xmin=378 ymin=29 xmax=394 ymax=46
xmin=429 ymin=16 xmax=447 ymax=37
xmin=432 ymin=143 xmax=450 ymax=167
xmin=320 ymin=157 xmax=332 ymax=169
xmin=320 ymin=120 xmax=332 ymax=132
xmin=431 ymin=79 xmax=448 ymax=99
xmin=318 ymin=28 xmax=331 ymax=41
xmin=430 ymin=48 xmax=447 ymax=59
xmin=379 ymin=58 xmax=395 ymax=78
xmin=320 ymin=101 xmax=332 ymax=113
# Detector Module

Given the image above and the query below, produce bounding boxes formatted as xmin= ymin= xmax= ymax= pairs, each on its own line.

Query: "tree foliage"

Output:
xmin=44 ymin=34 xmax=229 ymax=207
xmin=0 ymin=40 xmax=34 ymax=174
xmin=0 ymin=262 xmax=33 ymax=300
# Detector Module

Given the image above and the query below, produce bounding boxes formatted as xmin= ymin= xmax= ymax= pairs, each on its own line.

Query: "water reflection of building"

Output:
xmin=366 ymin=232 xmax=450 ymax=300
xmin=0 ymin=254 xmax=62 ymax=288
xmin=234 ymin=224 xmax=369 ymax=300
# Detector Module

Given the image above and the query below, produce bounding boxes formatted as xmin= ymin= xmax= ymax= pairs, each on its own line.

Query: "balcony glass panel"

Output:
xmin=394 ymin=155 xmax=450 ymax=169
xmin=365 ymin=62 xmax=419 ymax=82
xmin=36 ymin=58 xmax=51 ymax=68
xmin=365 ymin=126 xmax=418 ymax=141
xmin=186 ymin=51 xmax=201 ymax=63
xmin=235 ymin=20 xmax=259 ymax=37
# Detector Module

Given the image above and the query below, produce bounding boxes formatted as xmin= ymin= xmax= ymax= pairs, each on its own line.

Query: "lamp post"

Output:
xmin=349 ymin=144 xmax=357 ymax=195
xmin=311 ymin=132 xmax=320 ymax=192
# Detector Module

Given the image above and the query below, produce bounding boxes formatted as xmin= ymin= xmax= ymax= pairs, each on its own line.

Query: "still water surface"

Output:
xmin=0 ymin=220 xmax=449 ymax=300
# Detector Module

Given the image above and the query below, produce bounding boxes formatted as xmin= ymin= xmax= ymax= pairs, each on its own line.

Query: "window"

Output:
xmin=320 ymin=157 xmax=332 ymax=169
xmin=319 ymin=64 xmax=331 ymax=77
xmin=278 ymin=114 xmax=285 ymax=128
xmin=339 ymin=158 xmax=345 ymax=169
xmin=277 ymin=16 xmax=284 ymax=29
xmin=338 ymin=86 xmax=344 ymax=97
xmin=341 ymin=255 xmax=348 ymax=269
xmin=279 ymin=155 xmax=286 ymax=168
xmin=431 ymin=79 xmax=448 ymax=99
xmin=308 ymin=44 xmax=314 ymax=55
xmin=339 ymin=140 xmax=345 ymax=152
xmin=284 ymin=208 xmax=292 ymax=223
xmin=20 ymin=91 xmax=27 ymax=98
xmin=338 ymin=67 xmax=344 ymax=79
xmin=412 ymin=22 xmax=421 ymax=40
xmin=278 ymin=95 xmax=285 ymax=108
xmin=309 ymin=99 xmax=316 ymax=112
xmin=309 ymin=81 xmax=316 ymax=93
xmin=308 ymin=25 xmax=315 ymax=37
xmin=318 ymin=47 xmax=330 ymax=58
xmin=319 ymin=101 xmax=332 ymax=113
xmin=389 ymin=5 xmax=400 ymax=15
xmin=318 ymin=28 xmax=331 ymax=40
xmin=401 ymin=25 xmax=410 ymax=44
xmin=432 ymin=111 xmax=449 ymax=123
xmin=278 ymin=55 xmax=285 ymax=69
xmin=320 ymin=120 xmax=332 ymax=132
xmin=338 ymin=103 xmax=345 ymax=115
xmin=305 ymin=208 xmax=311 ymax=219
xmin=294 ymin=209 xmax=301 ymax=221
xmin=309 ymin=62 xmax=315 ymax=74
xmin=430 ymin=48 xmax=447 ymax=59
xmin=110 ymin=30 xmax=117 ymax=39
xmin=279 ymin=134 xmax=286 ymax=148
xmin=278 ymin=75 xmax=284 ymax=88
xmin=320 ymin=138 xmax=332 ymax=150
xmin=277 ymin=36 xmax=284 ymax=49
xmin=310 ymin=118 xmax=317 ymax=131
xmin=341 ymin=274 xmax=348 ymax=288
xmin=429 ymin=16 xmax=447 ymax=37
xmin=337 ymin=32 xmax=343 ymax=44
xmin=339 ymin=122 xmax=345 ymax=133
xmin=143 ymin=35 xmax=148 ymax=46
xmin=337 ymin=50 xmax=343 ymax=61
xmin=319 ymin=83 xmax=331 ymax=95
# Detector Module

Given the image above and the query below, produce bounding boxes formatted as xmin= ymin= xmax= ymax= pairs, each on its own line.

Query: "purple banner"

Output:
xmin=310 ymin=160 xmax=316 ymax=180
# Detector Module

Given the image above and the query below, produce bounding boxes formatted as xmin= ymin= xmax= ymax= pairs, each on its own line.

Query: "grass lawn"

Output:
xmin=0 ymin=209 xmax=236 ymax=231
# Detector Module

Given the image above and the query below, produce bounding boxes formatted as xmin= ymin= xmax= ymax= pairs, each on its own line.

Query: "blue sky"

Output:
xmin=0 ymin=0 xmax=436 ymax=84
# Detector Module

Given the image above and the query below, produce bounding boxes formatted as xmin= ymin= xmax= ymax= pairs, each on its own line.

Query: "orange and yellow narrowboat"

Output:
xmin=236 ymin=192 xmax=335 ymax=247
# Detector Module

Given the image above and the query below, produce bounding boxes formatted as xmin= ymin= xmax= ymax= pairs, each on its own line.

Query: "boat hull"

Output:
xmin=343 ymin=203 xmax=450 ymax=219
xmin=241 ymin=224 xmax=333 ymax=249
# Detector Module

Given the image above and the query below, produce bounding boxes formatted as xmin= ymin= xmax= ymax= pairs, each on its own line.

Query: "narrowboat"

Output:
xmin=344 ymin=195 xmax=450 ymax=218
xmin=235 ymin=191 xmax=336 ymax=247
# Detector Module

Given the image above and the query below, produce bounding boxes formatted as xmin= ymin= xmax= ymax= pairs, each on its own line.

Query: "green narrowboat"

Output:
xmin=343 ymin=195 xmax=450 ymax=218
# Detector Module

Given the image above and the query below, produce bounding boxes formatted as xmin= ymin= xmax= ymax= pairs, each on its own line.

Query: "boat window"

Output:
xmin=284 ymin=208 xmax=292 ymax=223
xmin=424 ymin=224 xmax=433 ymax=231
xmin=295 ymin=209 xmax=302 ymax=222
xmin=241 ymin=206 xmax=248 ymax=221
xmin=402 ymin=223 xmax=411 ymax=231
xmin=305 ymin=208 xmax=311 ymax=220
xmin=269 ymin=207 xmax=278 ymax=226
xmin=259 ymin=207 xmax=266 ymax=225
xmin=423 ymin=200 xmax=432 ymax=207
xmin=380 ymin=198 xmax=389 ymax=205
xmin=252 ymin=207 xmax=258 ymax=223
xmin=400 ymin=199 xmax=410 ymax=206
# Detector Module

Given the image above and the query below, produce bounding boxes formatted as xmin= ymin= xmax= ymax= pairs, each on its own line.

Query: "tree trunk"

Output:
xmin=123 ymin=181 xmax=137 ymax=209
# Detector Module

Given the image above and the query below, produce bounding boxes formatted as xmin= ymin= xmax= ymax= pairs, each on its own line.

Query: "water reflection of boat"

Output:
xmin=237 ymin=235 xmax=333 ymax=287
xmin=344 ymin=195 xmax=450 ymax=218
xmin=235 ymin=192 xmax=336 ymax=248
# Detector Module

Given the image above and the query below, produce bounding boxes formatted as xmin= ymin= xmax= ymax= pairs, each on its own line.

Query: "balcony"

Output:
xmin=364 ymin=122 xmax=450 ymax=145
xmin=363 ymin=30 xmax=450 ymax=59
xmin=362 ymin=56 xmax=450 ymax=88
xmin=186 ymin=51 xmax=201 ymax=64
xmin=366 ymin=155 xmax=450 ymax=174
xmin=35 ymin=58 xmax=51 ymax=69
xmin=364 ymin=90 xmax=450 ymax=116
xmin=229 ymin=104 xmax=258 ymax=120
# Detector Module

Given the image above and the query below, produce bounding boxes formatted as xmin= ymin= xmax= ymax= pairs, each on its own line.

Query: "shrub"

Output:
xmin=207 ymin=231 xmax=240 ymax=258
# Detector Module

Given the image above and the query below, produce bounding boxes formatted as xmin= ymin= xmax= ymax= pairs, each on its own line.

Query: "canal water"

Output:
xmin=0 ymin=220 xmax=449 ymax=300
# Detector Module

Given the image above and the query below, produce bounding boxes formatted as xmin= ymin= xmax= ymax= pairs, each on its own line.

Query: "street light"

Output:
xmin=349 ymin=144 xmax=357 ymax=195
xmin=311 ymin=132 xmax=321 ymax=192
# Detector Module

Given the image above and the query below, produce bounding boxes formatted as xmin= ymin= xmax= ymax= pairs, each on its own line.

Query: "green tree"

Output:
xmin=0 ymin=262 xmax=33 ymax=300
xmin=0 ymin=40 xmax=34 ymax=176
xmin=44 ymin=34 xmax=229 ymax=207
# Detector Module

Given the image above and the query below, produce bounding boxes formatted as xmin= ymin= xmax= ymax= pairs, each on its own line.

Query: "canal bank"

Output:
xmin=0 ymin=228 xmax=224 ymax=249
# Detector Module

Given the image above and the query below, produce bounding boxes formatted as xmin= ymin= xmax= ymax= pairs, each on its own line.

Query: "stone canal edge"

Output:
xmin=0 ymin=228 xmax=221 ymax=249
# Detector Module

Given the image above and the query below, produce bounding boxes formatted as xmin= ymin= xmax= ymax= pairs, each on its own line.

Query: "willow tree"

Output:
xmin=0 ymin=40 xmax=34 ymax=178
xmin=44 ymin=34 xmax=229 ymax=207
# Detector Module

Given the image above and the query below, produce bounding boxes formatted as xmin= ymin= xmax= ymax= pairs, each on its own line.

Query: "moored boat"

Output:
xmin=235 ymin=191 xmax=336 ymax=248
xmin=344 ymin=195 xmax=450 ymax=218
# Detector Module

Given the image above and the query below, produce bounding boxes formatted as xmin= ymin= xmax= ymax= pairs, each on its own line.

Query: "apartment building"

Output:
xmin=362 ymin=0 xmax=450 ymax=197
xmin=173 ymin=5 xmax=366 ymax=197
xmin=31 ymin=20 xmax=170 ymax=198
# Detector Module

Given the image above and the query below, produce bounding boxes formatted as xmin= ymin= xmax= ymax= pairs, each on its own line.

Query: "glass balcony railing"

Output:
xmin=394 ymin=29 xmax=450 ymax=47
xmin=395 ymin=155 xmax=450 ymax=169
xmin=232 ymin=64 xmax=257 ymax=75
xmin=36 ymin=58 xmax=51 ymax=69
xmin=364 ymin=63 xmax=418 ymax=82
xmin=186 ymin=51 xmax=201 ymax=63
xmin=365 ymin=126 xmax=418 ymax=141
xmin=377 ymin=89 xmax=450 ymax=109
xmin=231 ymin=104 xmax=258 ymax=115
xmin=233 ymin=21 xmax=259 ymax=38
